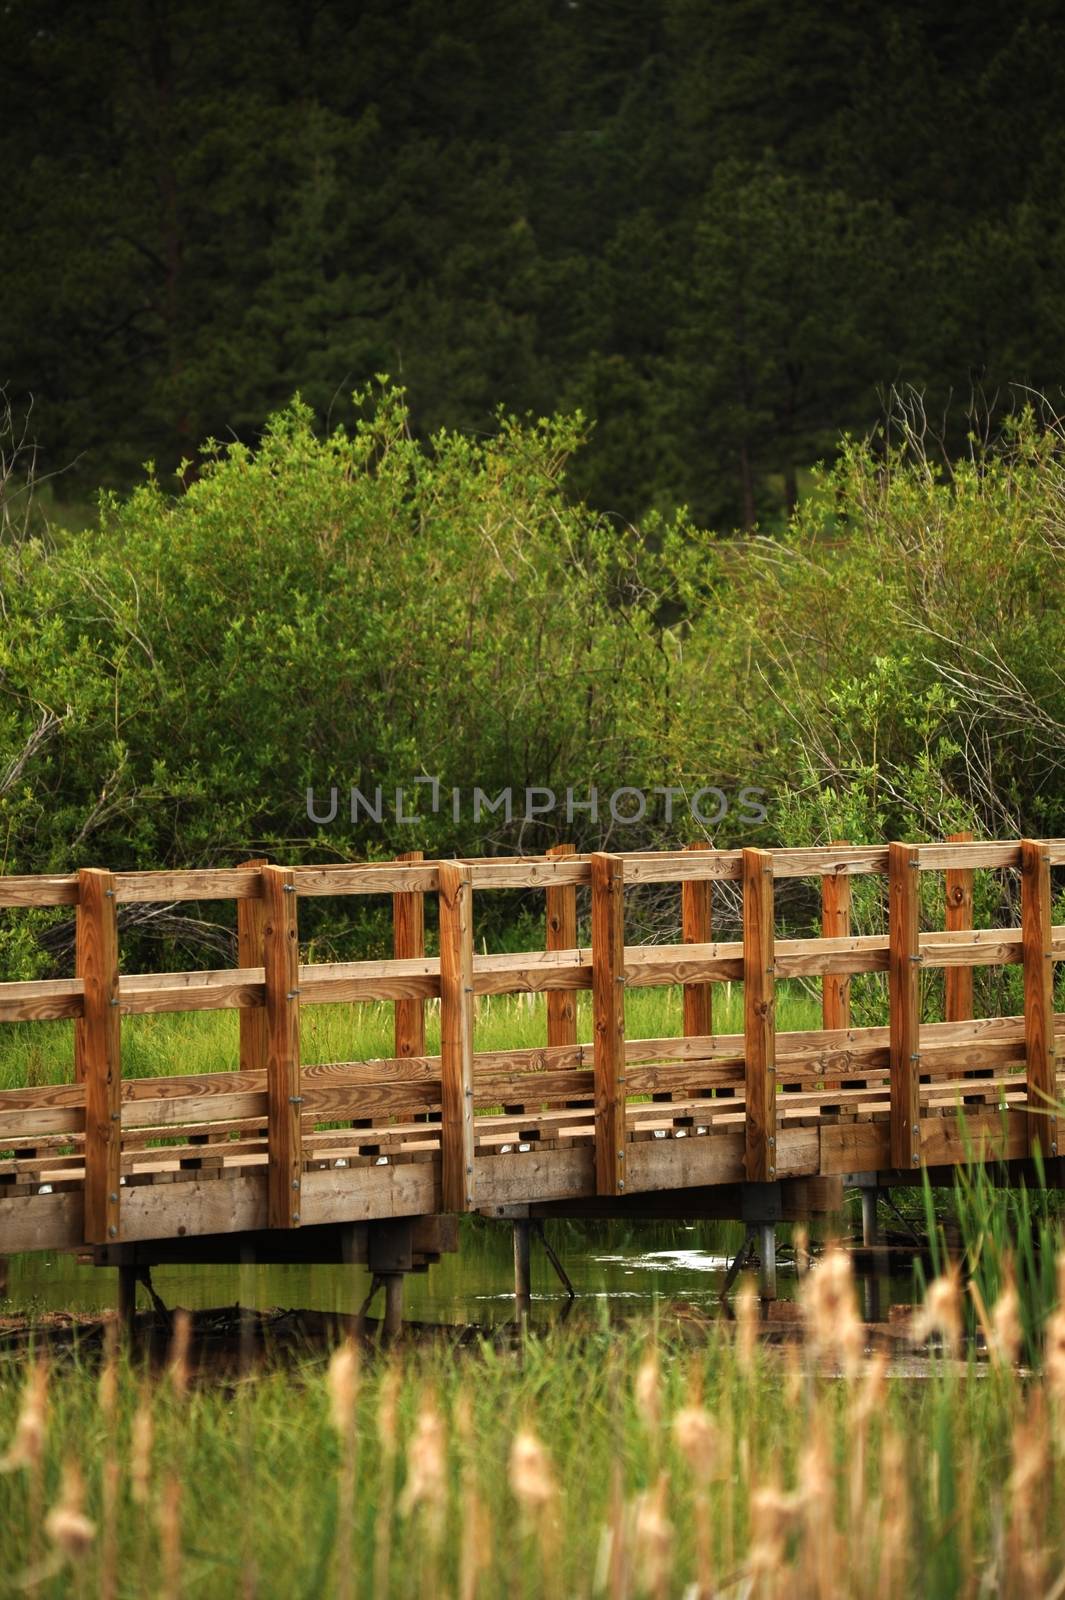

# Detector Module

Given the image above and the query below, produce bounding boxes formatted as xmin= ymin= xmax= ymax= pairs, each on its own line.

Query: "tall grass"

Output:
xmin=1 ymin=1249 xmax=1062 ymax=1598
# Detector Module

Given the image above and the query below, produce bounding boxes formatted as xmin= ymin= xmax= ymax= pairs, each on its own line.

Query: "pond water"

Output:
xmin=2 ymin=1217 xmax=918 ymax=1328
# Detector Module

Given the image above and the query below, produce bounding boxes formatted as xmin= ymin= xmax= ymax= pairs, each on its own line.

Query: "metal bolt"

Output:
xmin=286 ymin=988 xmax=301 ymax=999
xmin=618 ymin=1179 xmax=625 ymax=1190
xmin=288 ymin=1095 xmax=304 ymax=1106
xmin=910 ymin=1053 xmax=921 ymax=1062
xmin=283 ymin=884 xmax=296 ymax=894
xmin=109 ymin=1192 xmax=118 ymax=1203
xmin=292 ymin=1212 xmax=300 ymax=1223
xmin=110 ymin=1111 xmax=120 ymax=1121
xmin=466 ymin=1163 xmax=473 ymax=1175
xmin=105 ymin=887 xmax=115 ymax=897
xmin=291 ymin=1178 xmax=300 ymax=1190
xmin=108 ymin=1225 xmax=117 ymax=1237
xmin=768 ymin=1135 xmax=776 ymax=1146
xmin=912 ymin=1153 xmax=920 ymax=1165
xmin=909 ymin=955 xmax=922 ymax=965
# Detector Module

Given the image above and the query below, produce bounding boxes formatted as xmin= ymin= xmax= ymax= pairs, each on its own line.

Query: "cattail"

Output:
xmin=747 ymin=1480 xmax=802 ymax=1596
xmin=634 ymin=1472 xmax=673 ymax=1600
xmin=990 ymin=1272 xmax=1023 ymax=1369
xmin=1045 ymin=1307 xmax=1065 ymax=1403
xmin=0 ymin=1357 xmax=47 ymax=1472
xmin=399 ymin=1394 xmax=447 ymax=1528
xmin=44 ymin=1459 xmax=95 ymax=1564
xmin=1007 ymin=1395 xmax=1050 ymax=1597
xmin=875 ymin=1428 xmax=909 ymax=1600
xmin=327 ymin=1340 xmax=359 ymax=1436
xmin=793 ymin=1224 xmax=810 ymax=1278
xmin=735 ymin=1278 xmax=759 ymax=1373
xmin=673 ymin=1404 xmax=717 ymax=1480
xmin=909 ymin=1268 xmax=963 ymax=1357
xmin=634 ymin=1347 xmax=662 ymax=1432
xmin=130 ymin=1388 xmax=154 ymax=1506
xmin=99 ymin=1320 xmax=118 ymax=1422
xmin=802 ymin=1246 xmax=863 ymax=1377
xmin=168 ymin=1309 xmax=192 ymax=1399
xmin=158 ymin=1471 xmax=182 ymax=1600
xmin=373 ymin=1367 xmax=401 ymax=1600
xmin=509 ymin=1427 xmax=557 ymax=1509
xmin=456 ymin=1392 xmax=491 ymax=1600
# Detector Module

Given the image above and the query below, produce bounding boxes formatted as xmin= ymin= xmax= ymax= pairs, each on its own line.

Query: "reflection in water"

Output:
xmin=3 ymin=1217 xmax=915 ymax=1328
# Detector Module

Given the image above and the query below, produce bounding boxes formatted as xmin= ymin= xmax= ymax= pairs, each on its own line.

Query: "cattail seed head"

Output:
xmin=990 ymin=1274 xmax=1023 ymax=1369
xmin=130 ymin=1391 xmax=154 ymax=1506
xmin=634 ymin=1473 xmax=673 ymax=1593
xmin=1045 ymin=1308 xmax=1065 ymax=1402
xmin=672 ymin=1405 xmax=717 ymax=1480
xmin=509 ymin=1428 xmax=557 ymax=1509
xmin=45 ymin=1460 xmax=95 ymax=1563
xmin=168 ymin=1309 xmax=191 ymax=1399
xmin=1 ymin=1358 xmax=47 ymax=1473
xmin=377 ymin=1365 xmax=400 ymax=1457
xmin=802 ymin=1245 xmax=863 ymax=1376
xmin=327 ymin=1341 xmax=359 ymax=1436
xmin=399 ymin=1395 xmax=447 ymax=1524
xmin=735 ymin=1278 xmax=758 ymax=1372
xmin=634 ymin=1348 xmax=661 ymax=1431
xmin=910 ymin=1268 xmax=963 ymax=1357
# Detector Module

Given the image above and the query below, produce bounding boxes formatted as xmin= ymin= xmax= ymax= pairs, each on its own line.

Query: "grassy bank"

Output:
xmin=0 ymin=983 xmax=822 ymax=1092
xmin=0 ymin=1257 xmax=1061 ymax=1599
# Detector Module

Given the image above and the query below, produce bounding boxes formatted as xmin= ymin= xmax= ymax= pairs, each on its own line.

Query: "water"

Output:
xmin=2 ymin=1217 xmax=916 ymax=1328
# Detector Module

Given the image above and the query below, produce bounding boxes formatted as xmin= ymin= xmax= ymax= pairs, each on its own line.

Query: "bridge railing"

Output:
xmin=0 ymin=839 xmax=1062 ymax=1243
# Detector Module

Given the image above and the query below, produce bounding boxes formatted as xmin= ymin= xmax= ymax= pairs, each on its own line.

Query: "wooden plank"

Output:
xmin=114 ymin=868 xmax=262 ymax=903
xmin=438 ymin=863 xmax=475 ymax=1211
xmin=0 ymin=978 xmax=83 ymax=1022
xmin=944 ymin=832 xmax=974 ymax=1024
xmin=888 ymin=842 xmax=921 ymax=1169
xmin=294 ymin=864 xmax=441 ymax=897
xmin=769 ymin=846 xmax=889 ymax=879
xmin=681 ymin=842 xmax=713 ymax=1040
xmin=1021 ymin=838 xmax=1060 ymax=1158
xmin=237 ymin=859 xmax=268 ymax=1074
xmin=393 ymin=851 xmax=427 ymax=1059
xmin=917 ymin=842 xmax=1023 ymax=872
xmin=546 ymin=844 xmax=578 ymax=1048
xmin=590 ymin=853 xmax=626 ymax=1195
xmin=742 ymin=848 xmax=777 ymax=1180
xmin=262 ymin=865 xmax=302 ymax=1227
xmin=821 ymin=842 xmax=852 ymax=1032
xmin=0 ymin=874 xmax=78 ymax=907
xmin=78 ymin=869 xmax=121 ymax=1244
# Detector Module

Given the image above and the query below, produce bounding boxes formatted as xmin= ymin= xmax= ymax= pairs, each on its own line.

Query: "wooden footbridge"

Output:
xmin=1 ymin=838 xmax=1062 ymax=1318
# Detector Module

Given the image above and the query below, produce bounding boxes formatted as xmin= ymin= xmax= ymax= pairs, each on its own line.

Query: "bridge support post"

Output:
xmin=382 ymin=1274 xmax=405 ymax=1340
xmin=117 ymin=1262 xmax=137 ymax=1341
xmin=513 ymin=1218 xmax=532 ymax=1320
xmin=758 ymin=1224 xmax=777 ymax=1302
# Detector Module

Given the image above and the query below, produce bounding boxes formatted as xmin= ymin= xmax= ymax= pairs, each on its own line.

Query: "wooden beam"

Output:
xmin=237 ymin=859 xmax=268 ymax=1075
xmin=945 ymin=831 xmax=974 ymax=1024
xmin=590 ymin=853 xmax=626 ymax=1195
xmin=262 ymin=865 xmax=302 ymax=1228
xmin=742 ymin=848 xmax=776 ymax=1181
xmin=546 ymin=844 xmax=578 ymax=1048
xmin=681 ymin=841 xmax=713 ymax=1040
xmin=393 ymin=851 xmax=427 ymax=1059
xmin=821 ymin=841 xmax=851 ymax=1092
xmin=438 ymin=863 xmax=475 ymax=1211
xmin=79 ymin=868 xmax=121 ymax=1244
xmin=888 ymin=842 xmax=921 ymax=1169
xmin=1021 ymin=838 xmax=1059 ymax=1158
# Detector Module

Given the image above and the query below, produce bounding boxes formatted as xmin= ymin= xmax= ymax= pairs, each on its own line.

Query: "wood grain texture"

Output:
xmin=546 ymin=844 xmax=578 ymax=1048
xmin=1021 ymin=838 xmax=1060 ymax=1157
xmin=393 ymin=851 xmax=427 ymax=1058
xmin=742 ymin=848 xmax=777 ymax=1180
xmin=237 ymin=859 xmax=268 ymax=1074
xmin=78 ymin=868 xmax=121 ymax=1243
xmin=262 ymin=865 xmax=302 ymax=1227
xmin=682 ymin=842 xmax=713 ymax=1040
xmin=438 ymin=862 xmax=475 ymax=1211
xmin=821 ymin=843 xmax=852 ymax=1033
xmin=590 ymin=853 xmax=626 ymax=1195
xmin=888 ymin=842 xmax=921 ymax=1169
xmin=945 ymin=831 xmax=974 ymax=1024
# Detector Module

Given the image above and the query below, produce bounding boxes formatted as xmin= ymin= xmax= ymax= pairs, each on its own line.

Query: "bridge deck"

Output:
xmin=1 ymin=839 xmax=1062 ymax=1261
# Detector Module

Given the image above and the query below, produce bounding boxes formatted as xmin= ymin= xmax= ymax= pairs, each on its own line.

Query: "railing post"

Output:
xmin=945 ymin=831 xmax=974 ymax=1024
xmin=1021 ymin=839 xmax=1059 ymax=1159
xmin=394 ymin=850 xmax=426 ymax=1059
xmin=888 ymin=842 xmax=921 ymax=1170
xmin=821 ymin=841 xmax=851 ymax=1093
xmin=438 ymin=862 xmax=475 ymax=1212
xmin=546 ymin=843 xmax=578 ymax=1048
xmin=742 ymin=848 xmax=776 ymax=1181
xmin=682 ymin=840 xmax=713 ymax=1039
xmin=590 ymin=852 xmax=626 ymax=1195
xmin=262 ymin=865 xmax=302 ymax=1228
xmin=237 ymin=858 xmax=268 ymax=1074
xmin=79 ymin=868 xmax=121 ymax=1244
